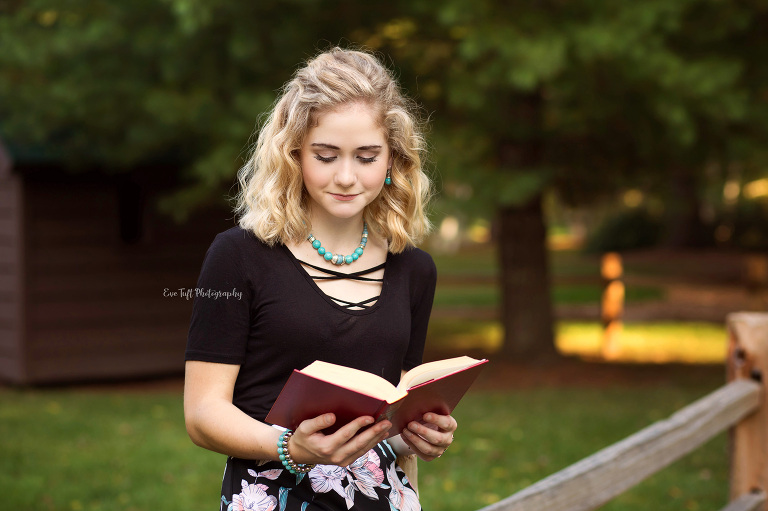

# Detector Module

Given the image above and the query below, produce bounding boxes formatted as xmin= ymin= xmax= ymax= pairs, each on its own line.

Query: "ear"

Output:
xmin=388 ymin=153 xmax=394 ymax=169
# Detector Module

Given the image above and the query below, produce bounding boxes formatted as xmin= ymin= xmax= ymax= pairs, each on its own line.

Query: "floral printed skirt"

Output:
xmin=220 ymin=440 xmax=421 ymax=511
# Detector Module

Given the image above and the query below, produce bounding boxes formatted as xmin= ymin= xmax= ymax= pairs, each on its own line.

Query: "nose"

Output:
xmin=333 ymin=158 xmax=357 ymax=188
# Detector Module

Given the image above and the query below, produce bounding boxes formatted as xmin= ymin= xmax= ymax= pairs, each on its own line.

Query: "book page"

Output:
xmin=399 ymin=356 xmax=484 ymax=390
xmin=301 ymin=361 xmax=407 ymax=403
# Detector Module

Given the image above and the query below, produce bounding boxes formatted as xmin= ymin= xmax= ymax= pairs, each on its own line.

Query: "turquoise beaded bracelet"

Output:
xmin=277 ymin=430 xmax=315 ymax=475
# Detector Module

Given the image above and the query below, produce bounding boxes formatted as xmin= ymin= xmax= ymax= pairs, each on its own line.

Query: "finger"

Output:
xmin=293 ymin=416 xmax=390 ymax=466
xmin=331 ymin=415 xmax=380 ymax=441
xmin=296 ymin=413 xmax=338 ymax=436
xmin=332 ymin=420 xmax=392 ymax=467
xmin=405 ymin=420 xmax=449 ymax=447
xmin=422 ymin=412 xmax=458 ymax=433
xmin=401 ymin=428 xmax=442 ymax=460
xmin=351 ymin=422 xmax=392 ymax=456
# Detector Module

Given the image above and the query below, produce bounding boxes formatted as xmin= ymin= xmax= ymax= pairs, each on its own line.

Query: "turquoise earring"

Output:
xmin=385 ymin=167 xmax=392 ymax=185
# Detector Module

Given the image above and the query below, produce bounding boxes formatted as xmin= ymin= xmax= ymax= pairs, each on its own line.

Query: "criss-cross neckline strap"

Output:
xmin=298 ymin=260 xmax=386 ymax=282
xmin=296 ymin=259 xmax=384 ymax=309
xmin=332 ymin=296 xmax=381 ymax=309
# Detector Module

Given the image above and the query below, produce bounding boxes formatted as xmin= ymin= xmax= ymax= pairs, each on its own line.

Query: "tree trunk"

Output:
xmin=665 ymin=167 xmax=706 ymax=248
xmin=497 ymin=195 xmax=559 ymax=360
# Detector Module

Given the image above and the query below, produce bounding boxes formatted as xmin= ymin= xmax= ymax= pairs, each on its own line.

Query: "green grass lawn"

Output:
xmin=0 ymin=244 xmax=738 ymax=510
xmin=556 ymin=321 xmax=728 ymax=363
xmin=433 ymin=283 xmax=664 ymax=308
xmin=427 ymin=319 xmax=727 ymax=364
xmin=432 ymin=244 xmax=666 ymax=309
xmin=0 ymin=389 xmax=223 ymax=510
xmin=0 ymin=380 xmax=728 ymax=511
xmin=431 ymin=245 xmax=604 ymax=280
xmin=421 ymin=385 xmax=728 ymax=511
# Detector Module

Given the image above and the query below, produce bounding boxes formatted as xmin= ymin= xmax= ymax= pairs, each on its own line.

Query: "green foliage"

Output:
xmin=583 ymin=196 xmax=768 ymax=253
xmin=0 ymin=0 xmax=397 ymax=215
xmin=586 ymin=207 xmax=664 ymax=252
xmin=2 ymin=0 xmax=766 ymax=221
xmin=716 ymin=199 xmax=768 ymax=250
xmin=363 ymin=0 xmax=768 ymax=217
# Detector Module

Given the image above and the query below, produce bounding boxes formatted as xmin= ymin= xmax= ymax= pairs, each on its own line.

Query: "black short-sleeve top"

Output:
xmin=185 ymin=226 xmax=437 ymax=422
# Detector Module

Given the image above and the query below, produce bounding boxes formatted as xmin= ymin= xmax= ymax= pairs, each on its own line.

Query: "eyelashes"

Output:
xmin=314 ymin=155 xmax=378 ymax=164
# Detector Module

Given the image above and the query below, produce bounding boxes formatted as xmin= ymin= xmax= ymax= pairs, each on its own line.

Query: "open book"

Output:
xmin=266 ymin=356 xmax=488 ymax=438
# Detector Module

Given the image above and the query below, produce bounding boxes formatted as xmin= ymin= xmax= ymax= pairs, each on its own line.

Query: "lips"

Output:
xmin=329 ymin=193 xmax=359 ymax=201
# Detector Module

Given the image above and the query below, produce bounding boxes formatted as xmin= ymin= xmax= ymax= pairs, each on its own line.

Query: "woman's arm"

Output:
xmin=184 ymin=360 xmax=279 ymax=459
xmin=184 ymin=360 xmax=393 ymax=466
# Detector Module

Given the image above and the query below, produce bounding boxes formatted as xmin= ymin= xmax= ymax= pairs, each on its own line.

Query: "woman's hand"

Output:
xmin=287 ymin=414 xmax=393 ymax=467
xmin=400 ymin=412 xmax=457 ymax=461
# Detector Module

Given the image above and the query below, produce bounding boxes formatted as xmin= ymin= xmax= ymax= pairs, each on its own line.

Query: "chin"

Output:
xmin=321 ymin=203 xmax=367 ymax=219
xmin=330 ymin=210 xmax=365 ymax=220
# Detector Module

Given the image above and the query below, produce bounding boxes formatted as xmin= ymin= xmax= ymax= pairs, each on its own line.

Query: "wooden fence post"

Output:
xmin=745 ymin=254 xmax=768 ymax=311
xmin=601 ymin=252 xmax=625 ymax=360
xmin=728 ymin=312 xmax=768 ymax=509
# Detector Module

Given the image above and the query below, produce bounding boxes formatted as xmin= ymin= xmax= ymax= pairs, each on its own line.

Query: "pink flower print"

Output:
xmin=309 ymin=465 xmax=348 ymax=499
xmin=386 ymin=465 xmax=420 ymax=511
xmin=348 ymin=449 xmax=385 ymax=500
xmin=231 ymin=481 xmax=277 ymax=511
xmin=248 ymin=468 xmax=283 ymax=481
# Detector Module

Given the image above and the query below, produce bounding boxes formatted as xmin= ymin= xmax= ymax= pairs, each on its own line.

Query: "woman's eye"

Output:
xmin=314 ymin=155 xmax=336 ymax=163
xmin=358 ymin=156 xmax=378 ymax=164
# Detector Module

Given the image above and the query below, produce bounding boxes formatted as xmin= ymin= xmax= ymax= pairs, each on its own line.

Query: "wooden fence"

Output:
xmin=477 ymin=312 xmax=768 ymax=511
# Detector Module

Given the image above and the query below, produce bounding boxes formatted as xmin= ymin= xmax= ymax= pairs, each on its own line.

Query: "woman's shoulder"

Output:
xmin=211 ymin=226 xmax=271 ymax=250
xmin=205 ymin=226 xmax=280 ymax=264
xmin=391 ymin=246 xmax=436 ymax=276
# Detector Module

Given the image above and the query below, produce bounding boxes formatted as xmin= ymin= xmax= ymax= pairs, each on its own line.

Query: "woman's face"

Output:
xmin=299 ymin=102 xmax=391 ymax=224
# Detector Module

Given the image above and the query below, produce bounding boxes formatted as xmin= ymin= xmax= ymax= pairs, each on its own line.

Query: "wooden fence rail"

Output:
xmin=476 ymin=312 xmax=768 ymax=511
xmin=721 ymin=492 xmax=767 ymax=511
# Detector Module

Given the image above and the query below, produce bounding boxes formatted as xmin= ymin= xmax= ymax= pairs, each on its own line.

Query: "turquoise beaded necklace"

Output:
xmin=307 ymin=223 xmax=368 ymax=266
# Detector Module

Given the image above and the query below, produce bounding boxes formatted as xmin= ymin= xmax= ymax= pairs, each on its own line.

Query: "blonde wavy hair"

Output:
xmin=235 ymin=47 xmax=432 ymax=253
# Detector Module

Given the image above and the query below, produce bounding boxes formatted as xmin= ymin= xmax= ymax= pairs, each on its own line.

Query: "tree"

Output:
xmin=2 ymin=0 xmax=767 ymax=359
xmin=357 ymin=0 xmax=768 ymax=359
xmin=0 ymin=0 xmax=398 ymax=216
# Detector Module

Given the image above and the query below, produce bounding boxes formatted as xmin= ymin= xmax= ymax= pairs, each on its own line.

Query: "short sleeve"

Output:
xmin=185 ymin=232 xmax=253 ymax=365
xmin=402 ymin=251 xmax=437 ymax=371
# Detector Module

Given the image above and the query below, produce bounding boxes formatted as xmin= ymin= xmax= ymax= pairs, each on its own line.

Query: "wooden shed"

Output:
xmin=0 ymin=138 xmax=233 ymax=384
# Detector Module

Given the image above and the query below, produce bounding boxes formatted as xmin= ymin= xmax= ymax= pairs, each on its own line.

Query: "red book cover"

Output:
xmin=265 ymin=358 xmax=488 ymax=438
xmin=382 ymin=359 xmax=487 ymax=434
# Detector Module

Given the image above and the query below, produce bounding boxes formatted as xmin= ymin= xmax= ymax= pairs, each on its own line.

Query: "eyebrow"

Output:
xmin=310 ymin=143 xmax=383 ymax=151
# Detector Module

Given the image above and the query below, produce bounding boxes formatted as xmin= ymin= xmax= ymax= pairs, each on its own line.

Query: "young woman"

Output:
xmin=184 ymin=47 xmax=456 ymax=511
